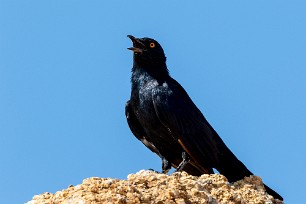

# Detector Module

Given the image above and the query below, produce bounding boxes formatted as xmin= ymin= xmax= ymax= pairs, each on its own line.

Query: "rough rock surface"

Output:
xmin=27 ymin=170 xmax=282 ymax=204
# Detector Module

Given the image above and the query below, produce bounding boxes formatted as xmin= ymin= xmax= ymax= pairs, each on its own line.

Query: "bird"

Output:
xmin=125 ymin=35 xmax=283 ymax=201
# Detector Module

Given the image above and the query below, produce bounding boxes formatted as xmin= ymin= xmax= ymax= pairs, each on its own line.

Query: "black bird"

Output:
xmin=125 ymin=35 xmax=283 ymax=201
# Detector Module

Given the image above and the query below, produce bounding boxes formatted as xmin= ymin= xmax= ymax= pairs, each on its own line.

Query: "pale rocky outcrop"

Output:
xmin=27 ymin=170 xmax=283 ymax=204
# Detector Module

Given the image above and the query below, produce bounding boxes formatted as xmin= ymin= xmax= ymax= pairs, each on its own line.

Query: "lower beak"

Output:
xmin=127 ymin=47 xmax=143 ymax=53
xmin=127 ymin=35 xmax=145 ymax=53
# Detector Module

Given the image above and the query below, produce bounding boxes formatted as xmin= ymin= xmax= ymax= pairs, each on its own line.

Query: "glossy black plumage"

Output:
xmin=125 ymin=35 xmax=283 ymax=201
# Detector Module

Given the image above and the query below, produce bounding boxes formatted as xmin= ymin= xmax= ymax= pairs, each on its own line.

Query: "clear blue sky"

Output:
xmin=0 ymin=1 xmax=305 ymax=203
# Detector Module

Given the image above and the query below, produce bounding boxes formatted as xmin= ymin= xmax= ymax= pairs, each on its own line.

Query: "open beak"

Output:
xmin=127 ymin=35 xmax=145 ymax=53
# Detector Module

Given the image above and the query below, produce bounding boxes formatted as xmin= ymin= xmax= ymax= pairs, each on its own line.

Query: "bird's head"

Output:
xmin=127 ymin=35 xmax=168 ymax=77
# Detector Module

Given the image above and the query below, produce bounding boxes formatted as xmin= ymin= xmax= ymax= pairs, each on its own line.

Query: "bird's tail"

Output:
xmin=263 ymin=184 xmax=283 ymax=201
xmin=216 ymin=150 xmax=283 ymax=201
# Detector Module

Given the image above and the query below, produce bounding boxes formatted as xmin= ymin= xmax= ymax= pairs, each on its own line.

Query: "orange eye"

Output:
xmin=150 ymin=42 xmax=155 ymax=48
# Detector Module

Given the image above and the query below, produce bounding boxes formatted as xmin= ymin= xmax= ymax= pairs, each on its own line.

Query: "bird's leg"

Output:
xmin=162 ymin=157 xmax=171 ymax=174
xmin=175 ymin=152 xmax=190 ymax=172
xmin=148 ymin=157 xmax=171 ymax=174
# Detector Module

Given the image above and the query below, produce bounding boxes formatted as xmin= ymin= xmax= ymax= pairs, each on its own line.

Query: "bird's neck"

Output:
xmin=131 ymin=64 xmax=169 ymax=88
xmin=132 ymin=58 xmax=169 ymax=78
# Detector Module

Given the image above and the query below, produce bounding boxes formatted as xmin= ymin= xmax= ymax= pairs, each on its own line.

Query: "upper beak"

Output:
xmin=127 ymin=35 xmax=145 ymax=53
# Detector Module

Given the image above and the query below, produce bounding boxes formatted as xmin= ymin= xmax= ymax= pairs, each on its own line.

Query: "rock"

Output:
xmin=26 ymin=170 xmax=283 ymax=204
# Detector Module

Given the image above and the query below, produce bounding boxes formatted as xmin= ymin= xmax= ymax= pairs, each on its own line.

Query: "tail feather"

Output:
xmin=216 ymin=152 xmax=283 ymax=201
xmin=216 ymin=150 xmax=252 ymax=182
xmin=264 ymin=184 xmax=283 ymax=201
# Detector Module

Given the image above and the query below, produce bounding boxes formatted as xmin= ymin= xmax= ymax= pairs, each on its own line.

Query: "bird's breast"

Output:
xmin=132 ymin=80 xmax=166 ymax=132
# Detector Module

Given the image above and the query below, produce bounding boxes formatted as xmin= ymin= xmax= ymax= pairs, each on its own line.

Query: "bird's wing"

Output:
xmin=151 ymin=82 xmax=284 ymax=201
xmin=152 ymin=78 xmax=221 ymax=167
xmin=125 ymin=100 xmax=161 ymax=156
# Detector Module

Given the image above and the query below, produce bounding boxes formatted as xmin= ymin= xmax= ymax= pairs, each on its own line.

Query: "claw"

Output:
xmin=148 ymin=168 xmax=160 ymax=173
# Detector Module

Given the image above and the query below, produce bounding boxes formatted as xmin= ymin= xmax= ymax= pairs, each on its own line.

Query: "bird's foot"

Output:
xmin=148 ymin=157 xmax=172 ymax=174
xmin=147 ymin=168 xmax=160 ymax=173
xmin=175 ymin=152 xmax=190 ymax=172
